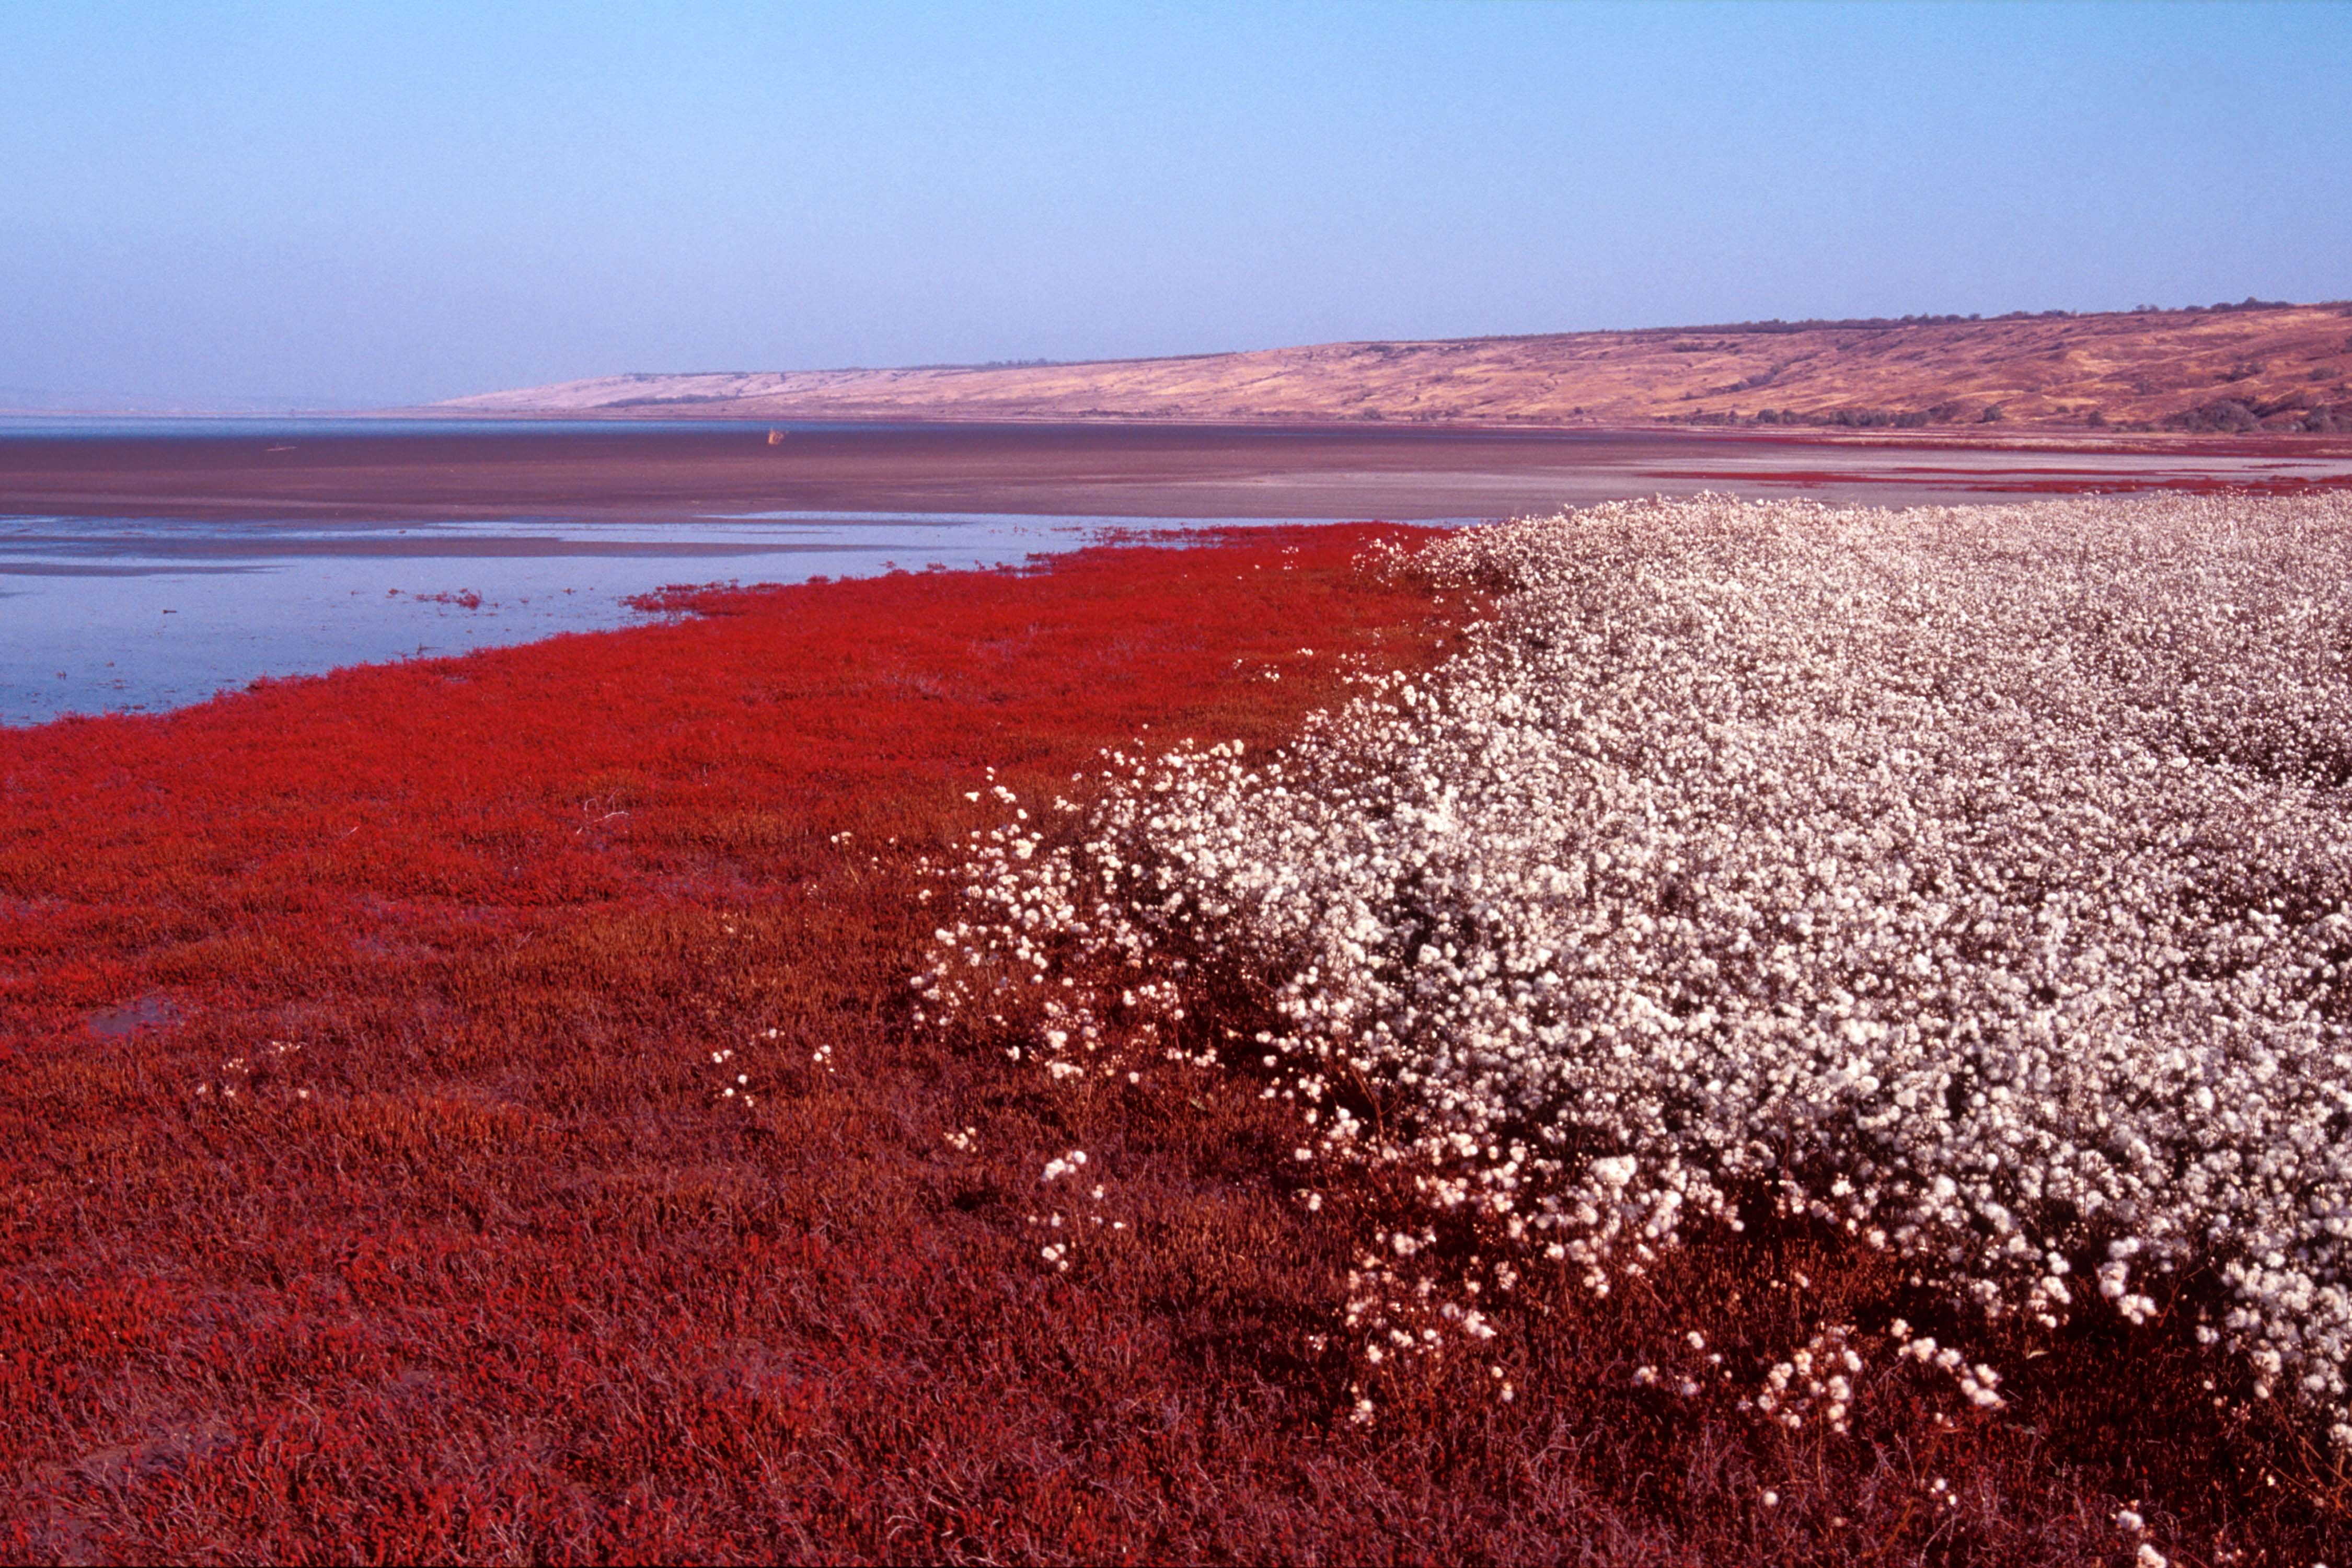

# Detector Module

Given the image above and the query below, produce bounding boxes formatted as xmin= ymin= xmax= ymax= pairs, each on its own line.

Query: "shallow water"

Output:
xmin=0 ymin=414 xmax=886 ymax=440
xmin=0 ymin=509 xmax=1412 ymax=726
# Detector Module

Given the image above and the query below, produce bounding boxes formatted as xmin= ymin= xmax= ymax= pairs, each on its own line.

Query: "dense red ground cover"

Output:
xmin=2 ymin=527 xmax=2343 ymax=1563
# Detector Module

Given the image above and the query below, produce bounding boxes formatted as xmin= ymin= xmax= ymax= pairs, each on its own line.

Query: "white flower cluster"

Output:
xmin=1022 ymin=1150 xmax=1125 ymax=1272
xmin=712 ymin=1028 xmax=796 ymax=1106
xmin=917 ymin=492 xmax=2352 ymax=1435
xmin=194 ymin=1037 xmax=306 ymax=1103
xmin=1750 ymin=1323 xmax=1866 ymax=1433
xmin=1889 ymin=1317 xmax=2004 ymax=1409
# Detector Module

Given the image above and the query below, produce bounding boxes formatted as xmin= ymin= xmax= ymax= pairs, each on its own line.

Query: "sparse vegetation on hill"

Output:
xmin=445 ymin=300 xmax=2352 ymax=435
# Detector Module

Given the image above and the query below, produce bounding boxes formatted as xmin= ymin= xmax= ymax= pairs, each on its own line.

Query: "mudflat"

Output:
xmin=5 ymin=420 xmax=2349 ymax=522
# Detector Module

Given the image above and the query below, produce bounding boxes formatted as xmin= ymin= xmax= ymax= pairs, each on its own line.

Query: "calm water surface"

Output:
xmin=0 ymin=508 xmax=1423 ymax=726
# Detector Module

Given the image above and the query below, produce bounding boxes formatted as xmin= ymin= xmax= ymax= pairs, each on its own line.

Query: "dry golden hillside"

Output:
xmin=448 ymin=300 xmax=2352 ymax=432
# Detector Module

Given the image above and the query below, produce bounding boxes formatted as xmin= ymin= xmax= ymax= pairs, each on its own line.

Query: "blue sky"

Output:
xmin=3 ymin=2 xmax=2346 ymax=406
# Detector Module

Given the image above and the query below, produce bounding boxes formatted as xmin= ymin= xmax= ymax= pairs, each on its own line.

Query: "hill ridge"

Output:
xmin=445 ymin=300 xmax=2352 ymax=433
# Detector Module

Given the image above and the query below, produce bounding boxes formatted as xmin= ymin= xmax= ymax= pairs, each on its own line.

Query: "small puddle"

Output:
xmin=87 ymin=993 xmax=180 ymax=1038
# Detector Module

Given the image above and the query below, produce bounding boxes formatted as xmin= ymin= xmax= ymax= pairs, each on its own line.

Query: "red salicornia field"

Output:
xmin=4 ymin=512 xmax=2349 ymax=1563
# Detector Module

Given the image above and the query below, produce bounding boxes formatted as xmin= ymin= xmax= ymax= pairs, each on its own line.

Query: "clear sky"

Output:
xmin=4 ymin=2 xmax=2347 ymax=408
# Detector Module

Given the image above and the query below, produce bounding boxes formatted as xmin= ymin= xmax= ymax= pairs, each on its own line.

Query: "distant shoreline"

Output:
xmin=8 ymin=420 xmax=2349 ymax=526
xmin=395 ymin=404 xmax=2352 ymax=453
xmin=13 ymin=405 xmax=2352 ymax=453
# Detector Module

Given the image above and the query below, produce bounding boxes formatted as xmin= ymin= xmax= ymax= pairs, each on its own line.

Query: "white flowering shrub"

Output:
xmin=916 ymin=492 xmax=2352 ymax=1435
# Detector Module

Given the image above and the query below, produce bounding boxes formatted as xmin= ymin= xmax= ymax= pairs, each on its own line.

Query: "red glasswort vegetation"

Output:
xmin=1 ymin=525 xmax=2342 ymax=1563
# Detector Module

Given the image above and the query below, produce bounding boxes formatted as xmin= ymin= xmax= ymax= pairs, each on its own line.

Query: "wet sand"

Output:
xmin=8 ymin=420 xmax=2349 ymax=523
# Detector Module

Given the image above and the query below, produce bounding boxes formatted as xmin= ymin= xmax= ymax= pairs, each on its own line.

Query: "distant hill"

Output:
xmin=444 ymin=299 xmax=2352 ymax=433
